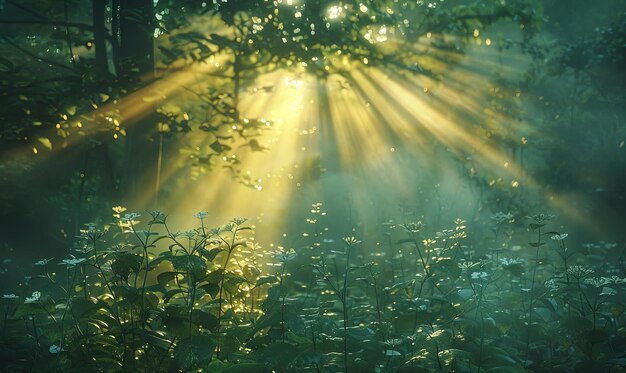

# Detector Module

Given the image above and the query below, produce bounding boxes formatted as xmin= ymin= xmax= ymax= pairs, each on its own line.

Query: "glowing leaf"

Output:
xmin=37 ymin=137 xmax=52 ymax=150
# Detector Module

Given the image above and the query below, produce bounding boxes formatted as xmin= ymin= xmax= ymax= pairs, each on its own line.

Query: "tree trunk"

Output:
xmin=92 ymin=0 xmax=108 ymax=74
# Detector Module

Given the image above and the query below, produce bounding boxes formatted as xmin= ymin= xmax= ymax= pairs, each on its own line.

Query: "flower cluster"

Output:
xmin=34 ymin=257 xmax=54 ymax=266
xmin=121 ymin=213 xmax=141 ymax=222
xmin=79 ymin=223 xmax=105 ymax=241
xmin=274 ymin=248 xmax=297 ymax=262
xmin=601 ymin=275 xmax=626 ymax=284
xmin=402 ymin=221 xmax=422 ymax=234
xmin=584 ymin=276 xmax=626 ymax=288
xmin=49 ymin=344 xmax=61 ymax=354
xmin=492 ymin=211 xmax=514 ymax=223
xmin=471 ymin=271 xmax=488 ymax=280
xmin=149 ymin=211 xmax=166 ymax=224
xmin=458 ymin=260 xmax=481 ymax=271
xmin=60 ymin=258 xmax=86 ymax=268
xmin=500 ymin=258 xmax=524 ymax=266
xmin=550 ymin=233 xmax=568 ymax=241
xmin=544 ymin=279 xmax=561 ymax=292
xmin=24 ymin=291 xmax=41 ymax=304
xmin=343 ymin=236 xmax=362 ymax=246
xmin=567 ymin=265 xmax=594 ymax=279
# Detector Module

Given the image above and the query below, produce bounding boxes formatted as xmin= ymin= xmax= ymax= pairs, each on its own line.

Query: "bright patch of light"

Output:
xmin=327 ymin=5 xmax=343 ymax=20
xmin=284 ymin=77 xmax=303 ymax=89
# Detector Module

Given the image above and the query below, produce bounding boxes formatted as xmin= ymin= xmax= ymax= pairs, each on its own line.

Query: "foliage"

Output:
xmin=2 ymin=208 xmax=626 ymax=372
xmin=0 ymin=0 xmax=541 ymax=171
xmin=2 ymin=1 xmax=626 ymax=372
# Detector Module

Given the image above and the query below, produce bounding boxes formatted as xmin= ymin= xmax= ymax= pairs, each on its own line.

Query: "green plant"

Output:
xmin=2 ymin=209 xmax=626 ymax=372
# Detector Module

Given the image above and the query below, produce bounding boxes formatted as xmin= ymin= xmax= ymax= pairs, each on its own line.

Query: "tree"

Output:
xmin=0 ymin=0 xmax=541 ymax=255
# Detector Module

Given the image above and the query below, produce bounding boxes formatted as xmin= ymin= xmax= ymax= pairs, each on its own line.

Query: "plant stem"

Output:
xmin=342 ymin=243 xmax=352 ymax=373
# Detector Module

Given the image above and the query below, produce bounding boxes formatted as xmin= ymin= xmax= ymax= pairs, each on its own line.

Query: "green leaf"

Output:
xmin=255 ymin=275 xmax=278 ymax=287
xmin=458 ymin=288 xmax=475 ymax=300
xmin=163 ymin=288 xmax=185 ymax=303
xmin=192 ymin=309 xmax=219 ymax=331
xmin=173 ymin=335 xmax=215 ymax=369
xmin=111 ymin=253 xmax=142 ymax=279
xmin=223 ymin=363 xmax=268 ymax=373
xmin=111 ymin=284 xmax=141 ymax=303
xmin=242 ymin=264 xmax=260 ymax=283
xmin=172 ymin=254 xmax=207 ymax=278
xmin=206 ymin=360 xmax=229 ymax=373
xmin=346 ymin=326 xmax=375 ymax=340
xmin=142 ymin=330 xmax=173 ymax=351
xmin=157 ymin=271 xmax=178 ymax=286
xmin=0 ymin=56 xmax=15 ymax=72
xmin=601 ymin=287 xmax=617 ymax=296
xmin=286 ymin=330 xmax=312 ymax=345
xmin=533 ymin=307 xmax=551 ymax=322
xmin=205 ymin=268 xmax=225 ymax=284
xmin=203 ymin=247 xmax=224 ymax=262
xmin=223 ymin=272 xmax=249 ymax=294
xmin=12 ymin=298 xmax=55 ymax=318
xmin=71 ymin=297 xmax=99 ymax=319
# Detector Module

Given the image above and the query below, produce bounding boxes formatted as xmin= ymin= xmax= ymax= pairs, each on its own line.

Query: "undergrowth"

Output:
xmin=1 ymin=207 xmax=625 ymax=372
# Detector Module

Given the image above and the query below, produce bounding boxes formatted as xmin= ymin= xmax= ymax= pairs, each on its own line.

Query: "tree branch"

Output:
xmin=6 ymin=0 xmax=48 ymax=20
xmin=0 ymin=19 xmax=119 ymax=45
xmin=0 ymin=19 xmax=95 ymax=32
xmin=0 ymin=36 xmax=79 ymax=74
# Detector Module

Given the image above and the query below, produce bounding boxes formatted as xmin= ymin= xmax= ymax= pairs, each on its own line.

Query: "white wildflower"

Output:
xmin=181 ymin=230 xmax=196 ymax=239
xmin=34 ymin=258 xmax=54 ymax=266
xmin=500 ymin=258 xmax=524 ymax=266
xmin=120 ymin=212 xmax=141 ymax=222
xmin=274 ymin=249 xmax=297 ymax=262
xmin=24 ymin=291 xmax=41 ymax=304
xmin=343 ymin=236 xmax=362 ymax=246
xmin=584 ymin=277 xmax=607 ymax=287
xmin=550 ymin=233 xmax=569 ymax=241
xmin=402 ymin=222 xmax=422 ymax=233
xmin=567 ymin=265 xmax=594 ymax=279
xmin=60 ymin=258 xmax=86 ymax=267
xmin=232 ymin=217 xmax=247 ymax=225
xmin=49 ymin=344 xmax=61 ymax=354
xmin=459 ymin=261 xmax=480 ymax=271
xmin=150 ymin=211 xmax=166 ymax=222
xmin=492 ymin=211 xmax=514 ymax=223
xmin=471 ymin=271 xmax=488 ymax=280
xmin=544 ymin=279 xmax=560 ymax=291
xmin=601 ymin=275 xmax=626 ymax=284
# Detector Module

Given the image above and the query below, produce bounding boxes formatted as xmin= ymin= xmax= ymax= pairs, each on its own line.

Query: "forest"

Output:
xmin=1 ymin=0 xmax=625 ymax=371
